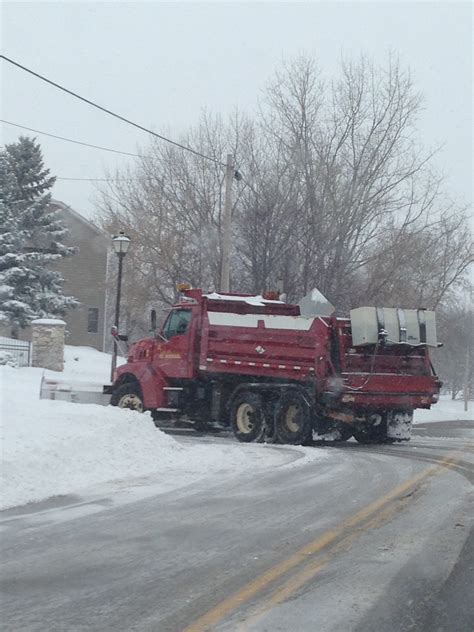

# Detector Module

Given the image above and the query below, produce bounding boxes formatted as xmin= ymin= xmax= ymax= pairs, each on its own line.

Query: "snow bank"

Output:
xmin=0 ymin=345 xmax=328 ymax=510
xmin=414 ymin=396 xmax=473 ymax=424
xmin=59 ymin=344 xmax=125 ymax=383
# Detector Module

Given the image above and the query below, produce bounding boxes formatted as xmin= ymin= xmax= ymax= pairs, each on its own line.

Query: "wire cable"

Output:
xmin=0 ymin=54 xmax=226 ymax=167
xmin=1 ymin=119 xmax=140 ymax=158
xmin=56 ymin=177 xmax=137 ymax=182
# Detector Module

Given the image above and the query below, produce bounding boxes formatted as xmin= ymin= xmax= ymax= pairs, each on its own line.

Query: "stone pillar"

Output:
xmin=31 ymin=319 xmax=66 ymax=372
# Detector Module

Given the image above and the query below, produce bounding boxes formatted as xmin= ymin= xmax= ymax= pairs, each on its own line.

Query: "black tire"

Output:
xmin=230 ymin=391 xmax=266 ymax=443
xmin=353 ymin=428 xmax=380 ymax=444
xmin=353 ymin=413 xmax=388 ymax=444
xmin=110 ymin=382 xmax=144 ymax=412
xmin=275 ymin=392 xmax=312 ymax=445
xmin=335 ymin=424 xmax=353 ymax=441
xmin=263 ymin=398 xmax=279 ymax=443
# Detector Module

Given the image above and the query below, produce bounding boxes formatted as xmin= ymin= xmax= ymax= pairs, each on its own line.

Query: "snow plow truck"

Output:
xmin=107 ymin=286 xmax=441 ymax=445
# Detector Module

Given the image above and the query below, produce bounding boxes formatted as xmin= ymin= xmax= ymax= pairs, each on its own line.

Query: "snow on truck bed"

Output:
xmin=0 ymin=345 xmax=328 ymax=511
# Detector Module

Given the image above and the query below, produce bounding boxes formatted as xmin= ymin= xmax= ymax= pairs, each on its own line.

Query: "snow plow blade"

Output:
xmin=39 ymin=375 xmax=111 ymax=405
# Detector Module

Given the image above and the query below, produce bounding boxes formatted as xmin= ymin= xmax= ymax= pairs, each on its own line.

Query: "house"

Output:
xmin=49 ymin=200 xmax=110 ymax=351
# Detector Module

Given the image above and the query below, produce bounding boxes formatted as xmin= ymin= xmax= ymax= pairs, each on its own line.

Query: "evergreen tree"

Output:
xmin=0 ymin=152 xmax=35 ymax=332
xmin=0 ymin=137 xmax=77 ymax=336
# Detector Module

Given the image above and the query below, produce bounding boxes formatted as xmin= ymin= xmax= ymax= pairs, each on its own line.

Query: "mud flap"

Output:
xmin=386 ymin=410 xmax=413 ymax=441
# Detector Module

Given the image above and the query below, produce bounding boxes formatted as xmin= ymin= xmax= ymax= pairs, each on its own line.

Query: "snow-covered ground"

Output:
xmin=60 ymin=344 xmax=125 ymax=382
xmin=413 ymin=395 xmax=473 ymax=424
xmin=0 ymin=346 xmax=328 ymax=511
xmin=1 ymin=345 xmax=471 ymax=511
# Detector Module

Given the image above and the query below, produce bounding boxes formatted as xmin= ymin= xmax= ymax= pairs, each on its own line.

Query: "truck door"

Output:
xmin=153 ymin=308 xmax=194 ymax=379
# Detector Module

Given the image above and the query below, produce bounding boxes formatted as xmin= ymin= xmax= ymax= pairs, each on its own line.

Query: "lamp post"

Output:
xmin=110 ymin=230 xmax=131 ymax=381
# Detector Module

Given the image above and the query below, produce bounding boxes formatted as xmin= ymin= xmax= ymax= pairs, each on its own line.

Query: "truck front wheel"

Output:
xmin=110 ymin=383 xmax=144 ymax=413
xmin=231 ymin=392 xmax=266 ymax=443
xmin=275 ymin=393 xmax=312 ymax=445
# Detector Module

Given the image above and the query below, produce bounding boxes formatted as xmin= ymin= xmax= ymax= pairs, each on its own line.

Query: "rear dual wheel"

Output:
xmin=353 ymin=427 xmax=385 ymax=444
xmin=230 ymin=390 xmax=313 ymax=446
xmin=274 ymin=393 xmax=312 ymax=445
xmin=231 ymin=392 xmax=266 ymax=443
xmin=353 ymin=413 xmax=394 ymax=444
xmin=334 ymin=424 xmax=353 ymax=441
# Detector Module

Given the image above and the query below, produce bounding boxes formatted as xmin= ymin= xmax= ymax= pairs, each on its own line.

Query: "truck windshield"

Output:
xmin=162 ymin=309 xmax=192 ymax=339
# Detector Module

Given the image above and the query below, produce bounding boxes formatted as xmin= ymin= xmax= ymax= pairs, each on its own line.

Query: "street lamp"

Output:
xmin=110 ymin=230 xmax=131 ymax=380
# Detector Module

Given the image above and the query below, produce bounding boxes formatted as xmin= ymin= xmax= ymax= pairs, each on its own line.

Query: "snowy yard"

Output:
xmin=0 ymin=346 xmax=328 ymax=510
xmin=0 ymin=345 xmax=471 ymax=511
xmin=413 ymin=396 xmax=473 ymax=424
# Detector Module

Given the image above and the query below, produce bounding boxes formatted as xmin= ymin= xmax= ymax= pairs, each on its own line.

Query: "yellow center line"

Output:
xmin=235 ymin=499 xmax=408 ymax=631
xmin=234 ymin=556 xmax=331 ymax=632
xmin=184 ymin=451 xmax=461 ymax=632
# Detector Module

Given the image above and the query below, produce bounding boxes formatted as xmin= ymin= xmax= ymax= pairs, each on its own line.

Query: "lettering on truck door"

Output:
xmin=153 ymin=308 xmax=194 ymax=378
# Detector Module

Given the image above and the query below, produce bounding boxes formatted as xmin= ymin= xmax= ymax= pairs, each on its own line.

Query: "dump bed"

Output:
xmin=189 ymin=292 xmax=322 ymax=381
xmin=199 ymin=308 xmax=330 ymax=382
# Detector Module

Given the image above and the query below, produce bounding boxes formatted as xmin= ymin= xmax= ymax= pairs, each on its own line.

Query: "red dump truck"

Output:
xmin=108 ymin=287 xmax=441 ymax=445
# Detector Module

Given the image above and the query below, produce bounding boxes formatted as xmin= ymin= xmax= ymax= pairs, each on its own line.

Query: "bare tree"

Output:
xmin=260 ymin=54 xmax=470 ymax=308
xmin=434 ymin=298 xmax=473 ymax=398
xmin=96 ymin=53 xmax=471 ymax=340
xmin=97 ymin=111 xmax=254 ymax=337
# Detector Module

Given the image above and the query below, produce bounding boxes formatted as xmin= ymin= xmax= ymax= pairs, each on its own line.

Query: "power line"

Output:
xmin=0 ymin=54 xmax=226 ymax=167
xmin=1 ymin=119 xmax=234 ymax=184
xmin=1 ymin=119 xmax=140 ymax=158
xmin=56 ymin=177 xmax=137 ymax=182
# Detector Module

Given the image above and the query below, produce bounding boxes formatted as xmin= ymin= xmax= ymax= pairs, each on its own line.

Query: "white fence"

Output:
xmin=0 ymin=336 xmax=31 ymax=367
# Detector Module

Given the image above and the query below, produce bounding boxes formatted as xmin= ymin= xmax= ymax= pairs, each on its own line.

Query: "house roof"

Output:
xmin=50 ymin=199 xmax=109 ymax=240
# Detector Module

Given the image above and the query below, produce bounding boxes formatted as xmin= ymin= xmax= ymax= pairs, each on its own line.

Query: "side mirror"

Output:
xmin=151 ymin=309 xmax=157 ymax=331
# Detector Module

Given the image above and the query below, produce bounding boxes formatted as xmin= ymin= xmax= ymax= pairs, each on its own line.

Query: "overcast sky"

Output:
xmin=1 ymin=1 xmax=472 ymax=219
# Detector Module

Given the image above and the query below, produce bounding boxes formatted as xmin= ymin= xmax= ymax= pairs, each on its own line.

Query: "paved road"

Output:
xmin=1 ymin=421 xmax=473 ymax=631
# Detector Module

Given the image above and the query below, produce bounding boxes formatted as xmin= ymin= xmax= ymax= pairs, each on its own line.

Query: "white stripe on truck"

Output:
xmin=207 ymin=312 xmax=314 ymax=330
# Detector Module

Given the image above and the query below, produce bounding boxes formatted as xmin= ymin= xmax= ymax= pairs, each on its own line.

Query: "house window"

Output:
xmin=87 ymin=308 xmax=99 ymax=333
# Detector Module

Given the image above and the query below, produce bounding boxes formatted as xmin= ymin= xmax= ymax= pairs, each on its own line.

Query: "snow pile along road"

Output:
xmin=0 ymin=347 xmax=328 ymax=510
xmin=1 ymin=371 xmax=178 ymax=509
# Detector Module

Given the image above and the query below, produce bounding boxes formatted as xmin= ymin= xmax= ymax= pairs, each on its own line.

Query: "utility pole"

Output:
xmin=220 ymin=153 xmax=234 ymax=293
